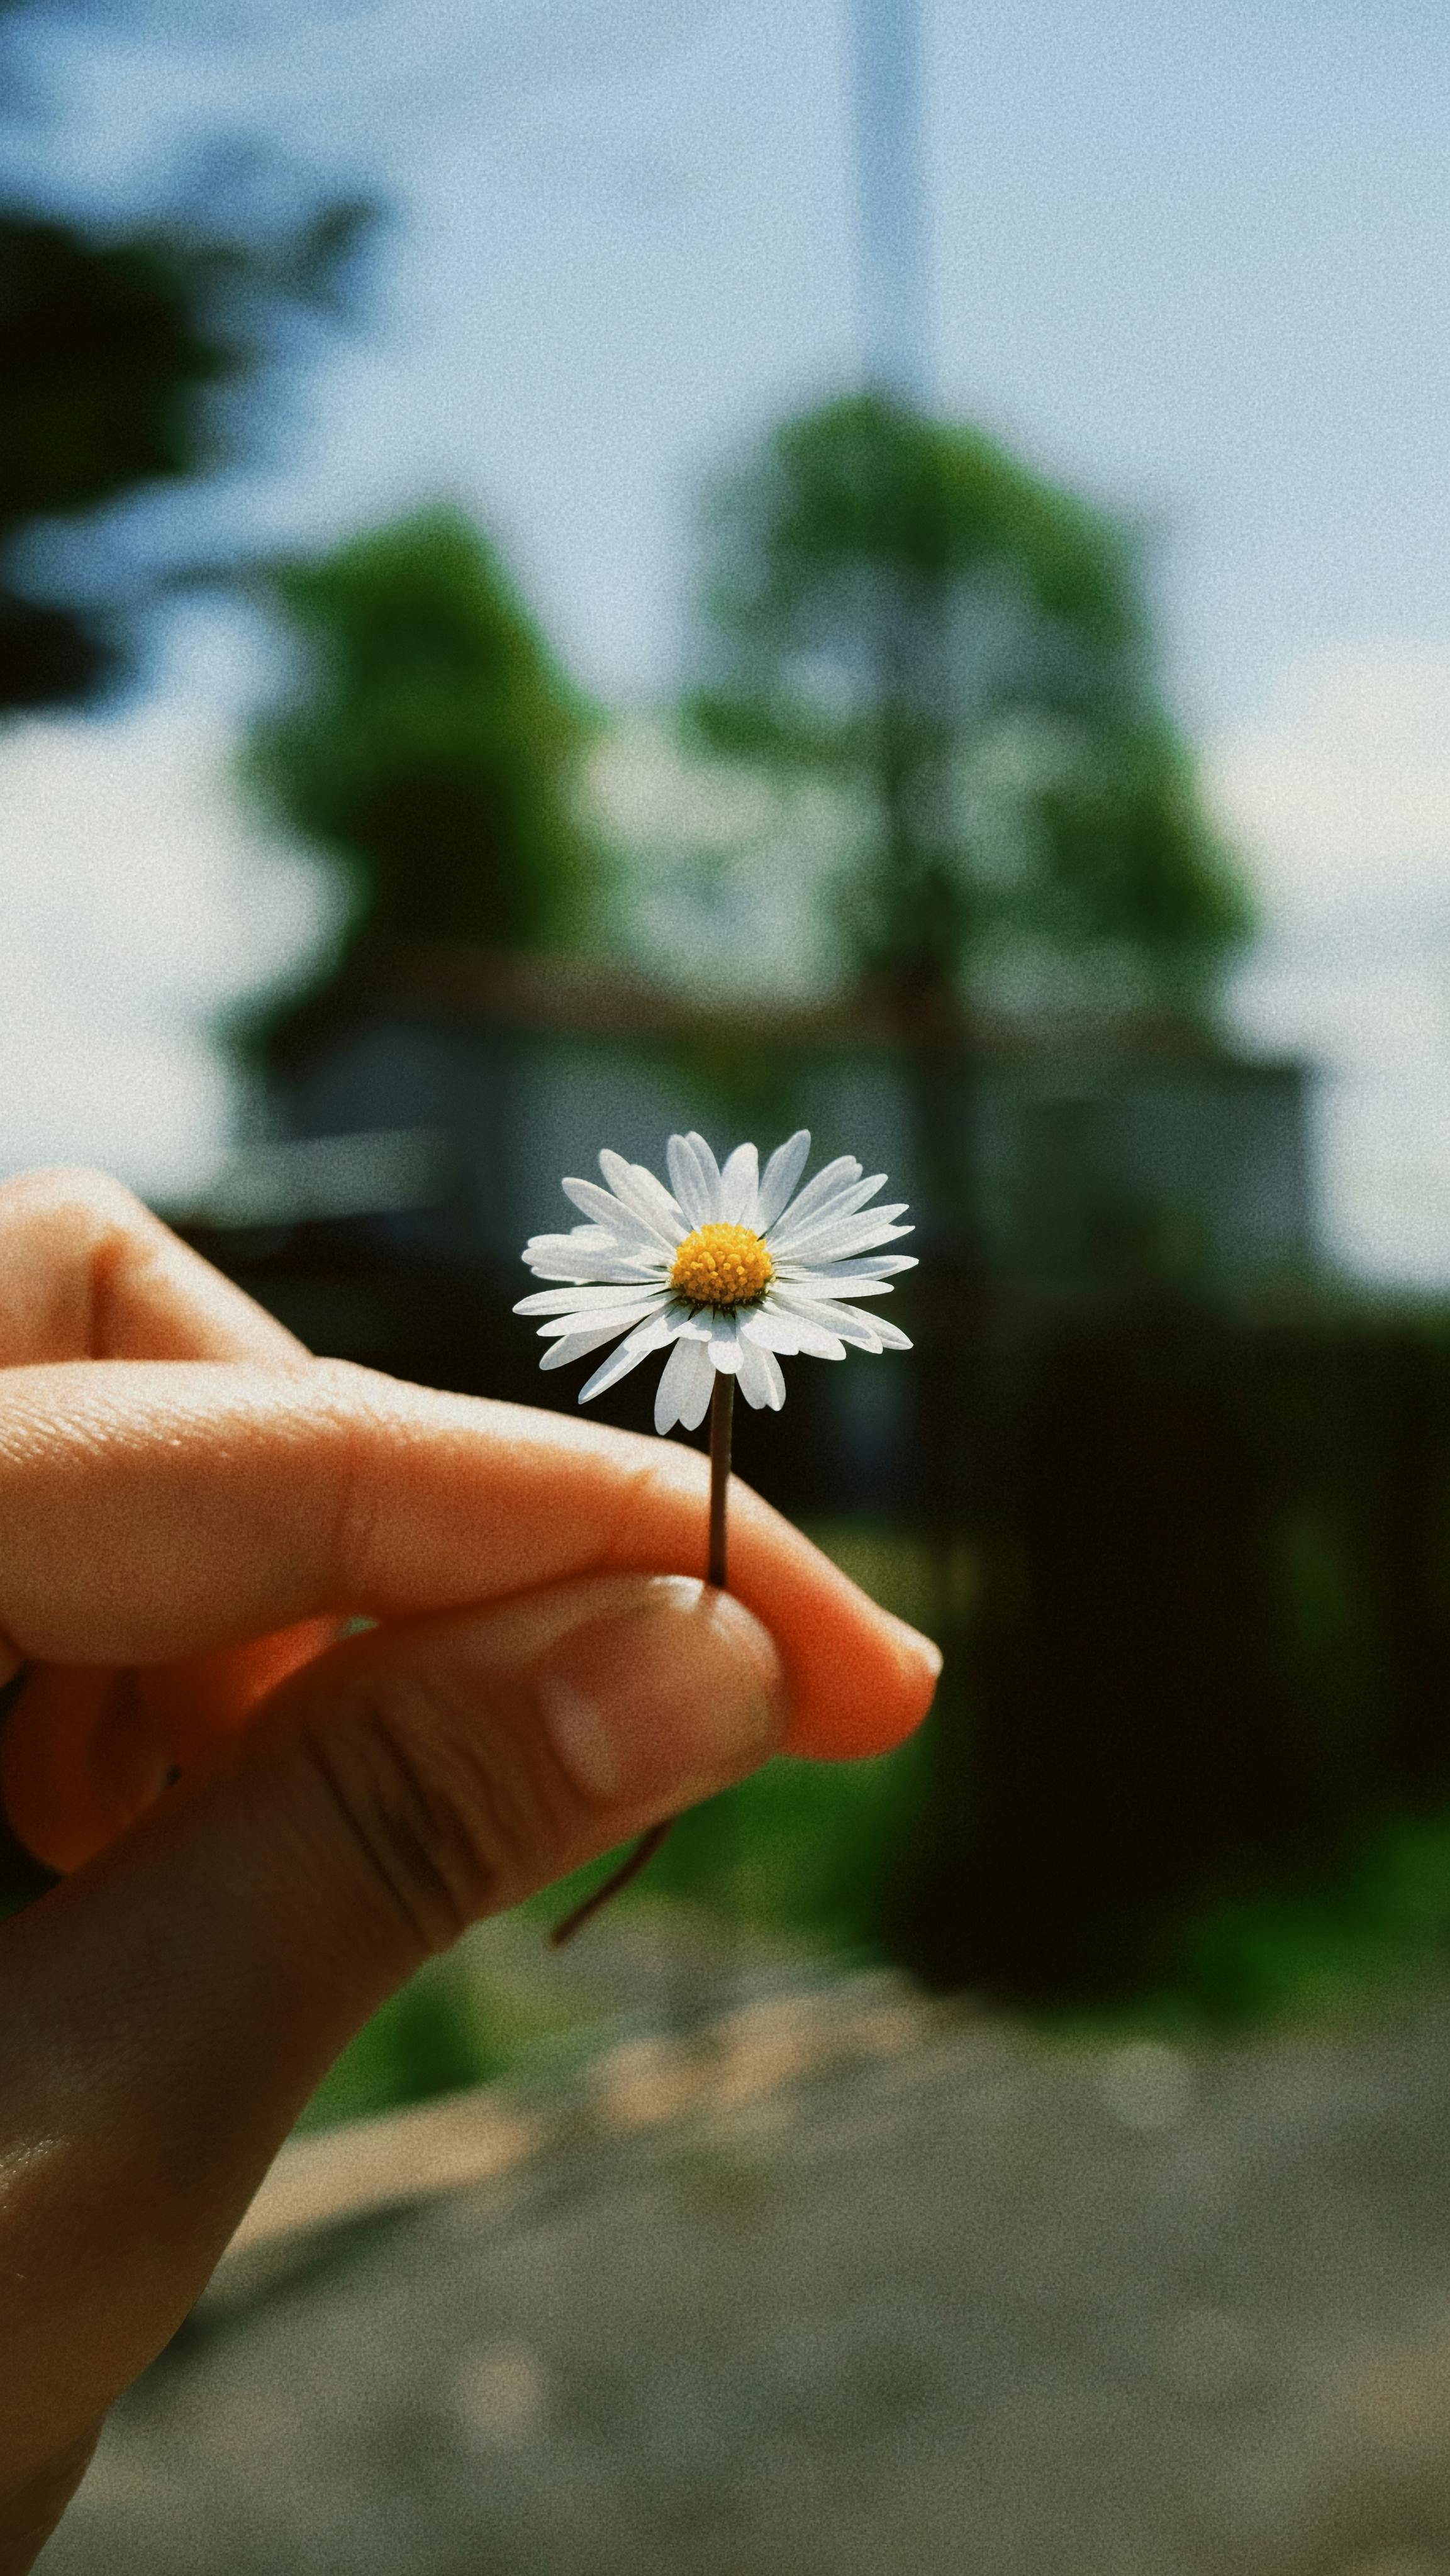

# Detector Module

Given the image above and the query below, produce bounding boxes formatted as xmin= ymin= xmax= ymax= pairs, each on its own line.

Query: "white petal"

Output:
xmin=766 ymin=1153 xmax=861 ymax=1239
xmin=708 ymin=1312 xmax=742 ymax=1372
xmin=521 ymin=1228 xmax=610 ymax=1268
xmin=769 ymin=1171 xmax=888 ymax=1252
xmin=539 ymin=1315 xmax=646 ymax=1368
xmin=596 ymin=1150 xmax=686 ymax=1241
xmin=674 ymin=1333 xmax=717 ymax=1431
xmin=760 ymin=1345 xmax=787 ymax=1409
xmin=654 ymin=1328 xmax=706 ymax=1432
xmin=775 ymin=1253 xmax=917 ymax=1284
xmin=670 ymin=1308 xmax=715 ymax=1339
xmin=779 ymin=1296 xmax=888 ymax=1351
xmin=577 ymin=1312 xmax=679 ymax=1406
xmin=537 ymin=1297 xmax=665 ymax=1338
xmin=667 ymin=1132 xmax=716 ymax=1226
xmin=522 ymin=1226 xmax=659 ymax=1284
xmin=516 ymin=1282 xmax=670 ymax=1316
xmin=734 ymin=1332 xmax=769 ymax=1407
xmin=736 ymin=1333 xmax=786 ymax=1412
xmin=739 ymin=1307 xmax=806 ymax=1353
xmin=718 ymin=1141 xmax=760 ymax=1226
xmin=796 ymin=1188 xmax=902 ymax=1228
xmin=524 ymin=1250 xmax=663 ymax=1285
xmin=756 ymin=1130 xmax=811 ymax=1231
xmin=524 ymin=1223 xmax=614 ymax=1255
xmin=771 ymin=1189 xmax=900 ymax=1258
xmin=560 ymin=1175 xmax=673 ymax=1248
xmin=771 ymin=1273 xmax=900 ymax=1300
xmin=859 ymin=1312 xmax=912 ymax=1350
xmin=683 ymin=1131 xmax=725 ymax=1218
xmin=759 ymin=1292 xmax=848 ymax=1358
xmin=783 ymin=1213 xmax=913 ymax=1263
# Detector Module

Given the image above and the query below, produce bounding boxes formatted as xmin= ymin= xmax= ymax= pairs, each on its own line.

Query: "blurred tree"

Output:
xmin=691 ymin=392 xmax=1251 ymax=1024
xmin=0 ymin=196 xmax=370 ymax=716
xmin=0 ymin=216 xmax=227 ymax=709
xmin=0 ymin=0 xmax=373 ymax=717
xmin=243 ymin=508 xmax=598 ymax=990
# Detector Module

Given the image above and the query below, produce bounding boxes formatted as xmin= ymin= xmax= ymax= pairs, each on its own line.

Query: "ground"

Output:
xmin=37 ymin=1944 xmax=1450 ymax=2576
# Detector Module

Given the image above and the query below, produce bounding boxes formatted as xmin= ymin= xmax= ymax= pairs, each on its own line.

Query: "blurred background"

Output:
xmin=9 ymin=1 xmax=1450 ymax=2567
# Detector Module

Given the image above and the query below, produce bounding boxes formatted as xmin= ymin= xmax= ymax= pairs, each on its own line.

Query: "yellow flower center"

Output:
xmin=669 ymin=1221 xmax=774 ymax=1312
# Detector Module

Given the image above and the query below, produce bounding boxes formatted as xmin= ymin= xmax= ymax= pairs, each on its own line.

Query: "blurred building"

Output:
xmin=206 ymin=950 xmax=1315 ymax=1301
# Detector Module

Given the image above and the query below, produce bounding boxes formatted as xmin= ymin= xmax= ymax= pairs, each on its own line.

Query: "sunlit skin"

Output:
xmin=0 ymin=1167 xmax=939 ymax=2572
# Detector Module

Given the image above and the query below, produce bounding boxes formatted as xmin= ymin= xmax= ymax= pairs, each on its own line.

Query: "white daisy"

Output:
xmin=516 ymin=1130 xmax=916 ymax=1435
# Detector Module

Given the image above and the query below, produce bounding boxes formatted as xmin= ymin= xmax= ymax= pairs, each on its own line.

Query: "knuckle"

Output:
xmin=0 ymin=1165 xmax=145 ymax=1228
xmin=303 ymin=1363 xmax=417 ymax=1602
xmin=296 ymin=1665 xmax=566 ymax=1955
xmin=0 ymin=1168 xmax=162 ymax=1361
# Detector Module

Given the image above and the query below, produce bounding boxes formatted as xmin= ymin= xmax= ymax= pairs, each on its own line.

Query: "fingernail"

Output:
xmin=539 ymin=1575 xmax=786 ymax=1807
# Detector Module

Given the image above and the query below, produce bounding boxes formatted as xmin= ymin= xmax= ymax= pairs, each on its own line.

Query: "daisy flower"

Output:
xmin=516 ymin=1128 xmax=915 ymax=1435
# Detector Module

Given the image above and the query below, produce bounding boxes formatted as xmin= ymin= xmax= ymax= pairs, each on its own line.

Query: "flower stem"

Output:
xmin=708 ymin=1370 xmax=734 ymax=1590
xmin=550 ymin=1368 xmax=734 ymax=1949
xmin=547 ymin=1816 xmax=673 ymax=1948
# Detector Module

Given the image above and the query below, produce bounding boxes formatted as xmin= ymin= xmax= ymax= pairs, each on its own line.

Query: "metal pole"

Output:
xmin=849 ymin=0 xmax=932 ymax=402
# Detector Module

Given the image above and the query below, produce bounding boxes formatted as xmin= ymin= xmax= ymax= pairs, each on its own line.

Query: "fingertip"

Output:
xmin=782 ymin=1619 xmax=940 ymax=1760
xmin=887 ymin=1611 xmax=944 ymax=1699
xmin=718 ymin=1488 xmax=940 ymax=1761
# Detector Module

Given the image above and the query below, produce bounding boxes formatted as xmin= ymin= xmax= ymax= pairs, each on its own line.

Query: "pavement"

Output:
xmin=38 ymin=1972 xmax=1450 ymax=2576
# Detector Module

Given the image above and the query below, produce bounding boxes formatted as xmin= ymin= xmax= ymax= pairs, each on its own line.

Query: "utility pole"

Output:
xmin=849 ymin=0 xmax=976 ymax=1721
xmin=849 ymin=0 xmax=933 ymax=402
xmin=845 ymin=0 xmax=952 ymax=1035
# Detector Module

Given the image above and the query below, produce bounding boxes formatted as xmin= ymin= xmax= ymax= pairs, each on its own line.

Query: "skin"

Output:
xmin=0 ymin=1167 xmax=940 ymax=2572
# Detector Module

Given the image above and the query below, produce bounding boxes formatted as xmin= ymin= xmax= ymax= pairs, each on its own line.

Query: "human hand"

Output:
xmin=0 ymin=1169 xmax=939 ymax=2570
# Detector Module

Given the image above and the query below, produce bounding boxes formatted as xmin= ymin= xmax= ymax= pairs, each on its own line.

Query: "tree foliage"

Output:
xmin=0 ymin=218 xmax=228 ymax=707
xmin=691 ymin=393 xmax=1251 ymax=1020
xmin=0 ymin=0 xmax=372 ymax=719
xmin=0 ymin=194 xmax=368 ymax=714
xmin=245 ymin=507 xmax=598 ymax=972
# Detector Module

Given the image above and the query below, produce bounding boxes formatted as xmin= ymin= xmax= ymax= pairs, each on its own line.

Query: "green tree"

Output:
xmin=0 ymin=192 xmax=368 ymax=716
xmin=691 ymin=392 xmax=1251 ymax=1022
xmin=0 ymin=0 xmax=372 ymax=720
xmin=245 ymin=507 xmax=598 ymax=980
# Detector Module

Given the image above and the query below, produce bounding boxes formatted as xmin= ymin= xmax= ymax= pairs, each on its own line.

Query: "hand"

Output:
xmin=0 ymin=1169 xmax=939 ymax=2570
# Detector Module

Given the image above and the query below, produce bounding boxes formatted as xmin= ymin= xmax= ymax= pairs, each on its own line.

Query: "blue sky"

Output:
xmin=18 ymin=0 xmax=1449 ymax=716
xmin=2 ymin=0 xmax=1449 ymax=1274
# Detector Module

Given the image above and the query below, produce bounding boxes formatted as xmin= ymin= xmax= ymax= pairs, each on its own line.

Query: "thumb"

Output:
xmin=0 ymin=1574 xmax=784 ymax=2500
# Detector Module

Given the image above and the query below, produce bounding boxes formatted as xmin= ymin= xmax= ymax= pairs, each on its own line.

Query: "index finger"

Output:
xmin=0 ymin=1360 xmax=939 ymax=1757
xmin=0 ymin=1165 xmax=311 ymax=1365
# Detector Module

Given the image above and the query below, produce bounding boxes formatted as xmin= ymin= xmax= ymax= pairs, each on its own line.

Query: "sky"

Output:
xmin=1 ymin=0 xmax=1449 ymax=1274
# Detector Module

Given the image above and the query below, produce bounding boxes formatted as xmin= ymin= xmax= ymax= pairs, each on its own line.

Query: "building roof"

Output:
xmin=265 ymin=941 xmax=1276 ymax=1072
